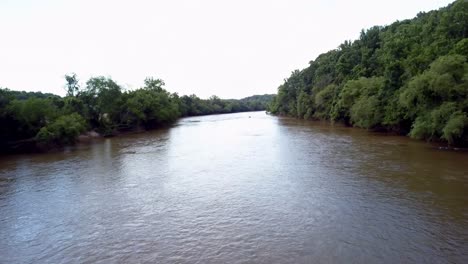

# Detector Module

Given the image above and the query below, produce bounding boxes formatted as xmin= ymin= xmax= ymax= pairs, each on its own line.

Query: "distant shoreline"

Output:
xmin=0 ymin=110 xmax=266 ymax=155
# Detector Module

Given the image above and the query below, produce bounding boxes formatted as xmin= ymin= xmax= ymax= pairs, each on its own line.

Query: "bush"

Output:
xmin=442 ymin=111 xmax=468 ymax=145
xmin=350 ymin=95 xmax=382 ymax=129
xmin=408 ymin=102 xmax=467 ymax=144
xmin=36 ymin=113 xmax=87 ymax=145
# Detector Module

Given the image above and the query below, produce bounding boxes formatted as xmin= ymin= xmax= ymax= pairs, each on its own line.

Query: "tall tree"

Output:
xmin=65 ymin=73 xmax=80 ymax=97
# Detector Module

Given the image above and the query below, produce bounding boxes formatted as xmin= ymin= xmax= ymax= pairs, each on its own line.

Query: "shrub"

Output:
xmin=36 ymin=113 xmax=87 ymax=145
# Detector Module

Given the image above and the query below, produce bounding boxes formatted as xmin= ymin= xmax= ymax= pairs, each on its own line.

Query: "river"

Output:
xmin=0 ymin=111 xmax=467 ymax=263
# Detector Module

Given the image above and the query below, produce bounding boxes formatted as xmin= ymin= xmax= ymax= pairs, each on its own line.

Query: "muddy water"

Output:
xmin=0 ymin=111 xmax=467 ymax=263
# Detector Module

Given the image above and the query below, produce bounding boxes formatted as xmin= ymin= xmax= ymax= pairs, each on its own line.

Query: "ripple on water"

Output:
xmin=0 ymin=112 xmax=467 ymax=263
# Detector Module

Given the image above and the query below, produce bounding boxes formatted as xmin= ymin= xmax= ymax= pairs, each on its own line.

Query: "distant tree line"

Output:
xmin=268 ymin=0 xmax=468 ymax=146
xmin=0 ymin=76 xmax=273 ymax=153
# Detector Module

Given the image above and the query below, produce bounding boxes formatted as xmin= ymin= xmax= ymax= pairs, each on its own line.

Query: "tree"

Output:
xmin=7 ymin=97 xmax=58 ymax=138
xmin=36 ymin=113 xmax=87 ymax=145
xmin=270 ymin=0 xmax=468 ymax=145
xmin=65 ymin=73 xmax=80 ymax=97
xmin=80 ymin=76 xmax=123 ymax=133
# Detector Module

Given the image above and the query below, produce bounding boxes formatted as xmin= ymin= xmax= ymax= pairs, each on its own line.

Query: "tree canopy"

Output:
xmin=0 ymin=79 xmax=273 ymax=153
xmin=268 ymin=0 xmax=468 ymax=146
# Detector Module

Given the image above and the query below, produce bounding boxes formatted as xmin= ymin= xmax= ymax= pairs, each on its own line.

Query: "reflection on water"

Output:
xmin=0 ymin=111 xmax=467 ymax=263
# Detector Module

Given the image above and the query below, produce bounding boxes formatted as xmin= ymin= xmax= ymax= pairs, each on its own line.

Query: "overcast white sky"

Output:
xmin=0 ymin=0 xmax=454 ymax=99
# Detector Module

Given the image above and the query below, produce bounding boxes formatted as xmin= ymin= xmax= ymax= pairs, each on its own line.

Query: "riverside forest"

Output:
xmin=0 ymin=77 xmax=273 ymax=153
xmin=267 ymin=0 xmax=468 ymax=147
xmin=1 ymin=1 xmax=467 ymax=153
xmin=1 ymin=1 xmax=468 ymax=263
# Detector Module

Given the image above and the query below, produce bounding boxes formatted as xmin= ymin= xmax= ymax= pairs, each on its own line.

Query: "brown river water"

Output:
xmin=0 ymin=111 xmax=467 ymax=263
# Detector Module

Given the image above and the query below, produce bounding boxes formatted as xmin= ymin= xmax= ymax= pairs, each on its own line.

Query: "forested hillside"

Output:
xmin=268 ymin=0 xmax=468 ymax=146
xmin=0 ymin=77 xmax=273 ymax=153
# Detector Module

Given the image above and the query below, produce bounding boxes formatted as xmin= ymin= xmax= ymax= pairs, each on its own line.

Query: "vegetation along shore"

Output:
xmin=1 ymin=0 xmax=467 ymax=153
xmin=267 ymin=0 xmax=468 ymax=147
xmin=0 ymin=76 xmax=273 ymax=153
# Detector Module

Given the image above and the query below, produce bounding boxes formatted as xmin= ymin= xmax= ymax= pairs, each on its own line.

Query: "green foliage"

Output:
xmin=400 ymin=55 xmax=468 ymax=143
xmin=271 ymin=0 xmax=468 ymax=146
xmin=125 ymin=87 xmax=180 ymax=128
xmin=76 ymin=76 xmax=125 ymax=134
xmin=333 ymin=77 xmax=385 ymax=127
xmin=408 ymin=102 xmax=467 ymax=146
xmin=451 ymin=38 xmax=468 ymax=56
xmin=442 ymin=111 xmax=468 ymax=145
xmin=7 ymin=97 xmax=58 ymax=138
xmin=313 ymin=84 xmax=337 ymax=119
xmin=409 ymin=114 xmax=432 ymax=140
xmin=0 ymin=88 xmax=59 ymax=101
xmin=65 ymin=73 xmax=80 ymax=97
xmin=0 ymin=74 xmax=274 ymax=152
xmin=178 ymin=94 xmax=274 ymax=117
xmin=350 ymin=96 xmax=382 ymax=129
xmin=36 ymin=113 xmax=87 ymax=145
xmin=296 ymin=91 xmax=311 ymax=119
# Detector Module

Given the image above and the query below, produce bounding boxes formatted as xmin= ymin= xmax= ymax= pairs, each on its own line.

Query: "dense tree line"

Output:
xmin=0 ymin=77 xmax=273 ymax=153
xmin=268 ymin=0 xmax=468 ymax=146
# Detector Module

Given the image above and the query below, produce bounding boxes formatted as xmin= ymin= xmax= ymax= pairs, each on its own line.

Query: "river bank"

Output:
xmin=4 ymin=111 xmax=468 ymax=155
xmin=1 ymin=111 xmax=267 ymax=155
xmin=269 ymin=113 xmax=468 ymax=152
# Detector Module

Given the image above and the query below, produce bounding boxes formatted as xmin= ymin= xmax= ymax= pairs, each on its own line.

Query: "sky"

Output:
xmin=0 ymin=0 xmax=455 ymax=99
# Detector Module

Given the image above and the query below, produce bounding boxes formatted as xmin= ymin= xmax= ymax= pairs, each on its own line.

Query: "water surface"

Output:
xmin=0 ymin=111 xmax=467 ymax=263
